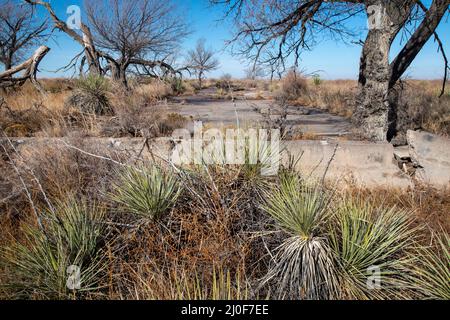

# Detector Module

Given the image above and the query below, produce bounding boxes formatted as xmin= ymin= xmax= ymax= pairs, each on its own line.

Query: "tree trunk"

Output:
xmin=4 ymin=56 xmax=12 ymax=71
xmin=81 ymin=25 xmax=103 ymax=75
xmin=109 ymin=60 xmax=128 ymax=89
xmin=198 ymin=71 xmax=203 ymax=89
xmin=354 ymin=1 xmax=413 ymax=141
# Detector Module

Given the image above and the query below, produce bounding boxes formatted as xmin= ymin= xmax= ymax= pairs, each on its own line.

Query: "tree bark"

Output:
xmin=198 ymin=71 xmax=203 ymax=89
xmin=355 ymin=0 xmax=449 ymax=142
xmin=354 ymin=0 xmax=414 ymax=141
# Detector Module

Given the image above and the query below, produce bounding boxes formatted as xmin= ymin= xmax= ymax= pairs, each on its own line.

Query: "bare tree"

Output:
xmin=25 ymin=0 xmax=190 ymax=88
xmin=213 ymin=0 xmax=450 ymax=142
xmin=0 ymin=0 xmax=47 ymax=70
xmin=187 ymin=39 xmax=220 ymax=88
xmin=84 ymin=0 xmax=190 ymax=87
xmin=245 ymin=65 xmax=267 ymax=80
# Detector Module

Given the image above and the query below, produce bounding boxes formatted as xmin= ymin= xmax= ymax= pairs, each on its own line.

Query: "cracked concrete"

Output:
xmin=167 ymin=91 xmax=353 ymax=138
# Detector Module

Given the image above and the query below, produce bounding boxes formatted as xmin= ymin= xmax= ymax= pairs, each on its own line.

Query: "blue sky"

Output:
xmin=33 ymin=0 xmax=450 ymax=79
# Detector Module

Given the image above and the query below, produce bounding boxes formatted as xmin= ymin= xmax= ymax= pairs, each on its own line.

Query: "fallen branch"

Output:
xmin=0 ymin=45 xmax=50 ymax=94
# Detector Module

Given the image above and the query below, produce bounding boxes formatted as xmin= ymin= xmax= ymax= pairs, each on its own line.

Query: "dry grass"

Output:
xmin=342 ymin=186 xmax=450 ymax=236
xmin=0 ymin=139 xmax=449 ymax=300
xmin=0 ymin=78 xmax=189 ymax=139
xmin=1 ymin=77 xmax=448 ymax=138
xmin=267 ymin=75 xmax=449 ymax=137
xmin=133 ymin=80 xmax=174 ymax=101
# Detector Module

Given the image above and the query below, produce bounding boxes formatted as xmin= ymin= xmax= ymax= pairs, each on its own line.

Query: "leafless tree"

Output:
xmin=187 ymin=39 xmax=220 ymax=88
xmin=245 ymin=65 xmax=267 ymax=80
xmin=0 ymin=0 xmax=47 ymax=70
xmin=84 ymin=0 xmax=190 ymax=87
xmin=213 ymin=0 xmax=450 ymax=142
xmin=25 ymin=0 xmax=190 ymax=88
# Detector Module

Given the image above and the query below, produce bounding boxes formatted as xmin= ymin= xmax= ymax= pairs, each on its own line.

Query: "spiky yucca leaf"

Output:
xmin=330 ymin=199 xmax=418 ymax=300
xmin=111 ymin=165 xmax=181 ymax=220
xmin=261 ymin=176 xmax=339 ymax=299
xmin=262 ymin=175 xmax=331 ymax=238
xmin=1 ymin=198 xmax=108 ymax=299
xmin=411 ymin=233 xmax=450 ymax=300
xmin=65 ymin=75 xmax=112 ymax=115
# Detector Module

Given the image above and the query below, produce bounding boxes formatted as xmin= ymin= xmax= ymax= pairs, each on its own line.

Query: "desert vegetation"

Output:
xmin=0 ymin=0 xmax=449 ymax=302
xmin=0 ymin=143 xmax=449 ymax=299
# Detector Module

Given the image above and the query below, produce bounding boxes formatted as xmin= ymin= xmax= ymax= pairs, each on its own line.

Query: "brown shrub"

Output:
xmin=341 ymin=186 xmax=450 ymax=235
xmin=108 ymin=165 xmax=267 ymax=299
xmin=0 ymin=99 xmax=68 ymax=137
xmin=395 ymin=81 xmax=450 ymax=137
xmin=277 ymin=70 xmax=308 ymax=101
xmin=108 ymin=89 xmax=185 ymax=138
xmin=134 ymin=80 xmax=174 ymax=101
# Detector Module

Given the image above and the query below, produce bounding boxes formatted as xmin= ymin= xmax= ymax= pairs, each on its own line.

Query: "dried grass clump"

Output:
xmin=0 ymin=87 xmax=70 ymax=137
xmin=109 ymin=90 xmax=185 ymax=138
xmin=107 ymin=164 xmax=267 ymax=300
xmin=134 ymin=80 xmax=174 ymax=102
xmin=395 ymin=82 xmax=450 ymax=137
xmin=277 ymin=70 xmax=309 ymax=101
xmin=305 ymin=79 xmax=356 ymax=117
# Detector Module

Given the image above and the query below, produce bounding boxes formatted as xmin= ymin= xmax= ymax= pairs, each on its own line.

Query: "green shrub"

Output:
xmin=330 ymin=199 xmax=418 ymax=299
xmin=170 ymin=77 xmax=185 ymax=95
xmin=261 ymin=177 xmax=339 ymax=299
xmin=0 ymin=198 xmax=108 ymax=299
xmin=410 ymin=233 xmax=450 ymax=300
xmin=313 ymin=74 xmax=322 ymax=86
xmin=110 ymin=165 xmax=181 ymax=220
xmin=65 ymin=75 xmax=113 ymax=115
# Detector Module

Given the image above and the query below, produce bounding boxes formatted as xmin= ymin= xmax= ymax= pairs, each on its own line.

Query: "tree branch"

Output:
xmin=390 ymin=0 xmax=450 ymax=86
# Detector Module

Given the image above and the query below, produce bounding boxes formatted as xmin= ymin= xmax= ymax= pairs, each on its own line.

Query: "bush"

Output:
xmin=65 ymin=75 xmax=113 ymax=115
xmin=410 ymin=233 xmax=450 ymax=300
xmin=330 ymin=199 xmax=418 ymax=299
xmin=110 ymin=165 xmax=181 ymax=220
xmin=134 ymin=80 xmax=174 ymax=101
xmin=170 ymin=77 xmax=185 ymax=95
xmin=277 ymin=70 xmax=308 ymax=100
xmin=216 ymin=74 xmax=233 ymax=91
xmin=261 ymin=176 xmax=339 ymax=299
xmin=260 ymin=174 xmax=424 ymax=300
xmin=0 ymin=198 xmax=108 ymax=299
xmin=313 ymin=74 xmax=322 ymax=86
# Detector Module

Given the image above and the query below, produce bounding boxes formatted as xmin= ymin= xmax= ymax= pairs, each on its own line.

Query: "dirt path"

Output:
xmin=167 ymin=88 xmax=353 ymax=138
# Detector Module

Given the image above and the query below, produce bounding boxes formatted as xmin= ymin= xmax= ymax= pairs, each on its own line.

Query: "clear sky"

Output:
xmin=33 ymin=0 xmax=450 ymax=80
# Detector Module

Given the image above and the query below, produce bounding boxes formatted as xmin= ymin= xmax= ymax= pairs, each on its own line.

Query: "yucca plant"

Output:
xmin=110 ymin=165 xmax=181 ymax=220
xmin=65 ymin=75 xmax=113 ymax=115
xmin=0 ymin=198 xmax=108 ymax=299
xmin=410 ymin=233 xmax=450 ymax=300
xmin=261 ymin=175 xmax=339 ymax=299
xmin=329 ymin=199 xmax=418 ymax=300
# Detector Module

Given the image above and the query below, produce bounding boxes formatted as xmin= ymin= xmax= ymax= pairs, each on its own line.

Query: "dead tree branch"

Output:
xmin=0 ymin=45 xmax=50 ymax=94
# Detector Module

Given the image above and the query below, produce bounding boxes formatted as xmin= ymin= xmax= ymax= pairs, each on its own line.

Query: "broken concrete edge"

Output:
xmin=407 ymin=130 xmax=450 ymax=188
xmin=1 ymin=134 xmax=448 ymax=189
